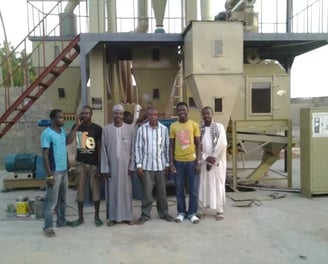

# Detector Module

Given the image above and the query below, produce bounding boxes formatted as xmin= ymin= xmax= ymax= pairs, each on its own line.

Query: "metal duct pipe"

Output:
xmin=200 ymin=0 xmax=212 ymax=20
xmin=107 ymin=0 xmax=117 ymax=32
xmin=64 ymin=0 xmax=81 ymax=13
xmin=151 ymin=0 xmax=167 ymax=32
xmin=225 ymin=0 xmax=256 ymax=12
xmin=60 ymin=0 xmax=80 ymax=36
xmin=134 ymin=0 xmax=149 ymax=33
xmin=185 ymin=0 xmax=197 ymax=26
xmin=286 ymin=0 xmax=293 ymax=33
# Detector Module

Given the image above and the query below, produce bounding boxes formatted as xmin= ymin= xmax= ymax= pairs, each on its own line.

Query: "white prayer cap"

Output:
xmin=113 ymin=104 xmax=124 ymax=112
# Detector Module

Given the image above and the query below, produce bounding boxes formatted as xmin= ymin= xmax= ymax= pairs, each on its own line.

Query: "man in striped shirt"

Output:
xmin=135 ymin=107 xmax=174 ymax=224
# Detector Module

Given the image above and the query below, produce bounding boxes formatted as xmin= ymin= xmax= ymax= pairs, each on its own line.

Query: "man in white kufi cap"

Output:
xmin=101 ymin=104 xmax=135 ymax=226
xmin=112 ymin=104 xmax=124 ymax=112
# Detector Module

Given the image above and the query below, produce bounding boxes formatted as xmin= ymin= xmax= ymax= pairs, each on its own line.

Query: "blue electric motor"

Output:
xmin=5 ymin=153 xmax=46 ymax=179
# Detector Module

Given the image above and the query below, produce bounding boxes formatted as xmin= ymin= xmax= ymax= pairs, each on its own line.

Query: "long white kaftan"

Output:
xmin=100 ymin=123 xmax=135 ymax=222
xmin=199 ymin=122 xmax=227 ymax=212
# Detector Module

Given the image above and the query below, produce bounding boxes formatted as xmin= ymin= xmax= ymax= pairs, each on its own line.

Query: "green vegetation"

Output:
xmin=0 ymin=42 xmax=36 ymax=87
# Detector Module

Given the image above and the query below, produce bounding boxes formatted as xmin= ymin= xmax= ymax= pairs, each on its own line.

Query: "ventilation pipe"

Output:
xmin=200 ymin=0 xmax=213 ymax=20
xmin=185 ymin=0 xmax=197 ymax=26
xmin=134 ymin=0 xmax=149 ymax=33
xmin=60 ymin=0 xmax=80 ymax=36
xmin=151 ymin=0 xmax=167 ymax=33
xmin=286 ymin=0 xmax=293 ymax=33
xmin=107 ymin=0 xmax=117 ymax=32
xmin=64 ymin=0 xmax=80 ymax=12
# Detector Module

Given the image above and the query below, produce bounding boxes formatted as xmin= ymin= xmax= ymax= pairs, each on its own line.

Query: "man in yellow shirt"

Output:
xmin=169 ymin=102 xmax=201 ymax=224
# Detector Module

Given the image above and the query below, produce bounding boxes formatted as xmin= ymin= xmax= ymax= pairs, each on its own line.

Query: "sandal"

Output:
xmin=215 ymin=212 xmax=224 ymax=221
xmin=125 ymin=220 xmax=134 ymax=225
xmin=95 ymin=218 xmax=104 ymax=227
xmin=68 ymin=219 xmax=84 ymax=227
xmin=107 ymin=221 xmax=116 ymax=227
xmin=196 ymin=213 xmax=206 ymax=220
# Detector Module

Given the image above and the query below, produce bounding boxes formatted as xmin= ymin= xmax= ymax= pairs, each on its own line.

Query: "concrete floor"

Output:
xmin=0 ymin=159 xmax=328 ymax=264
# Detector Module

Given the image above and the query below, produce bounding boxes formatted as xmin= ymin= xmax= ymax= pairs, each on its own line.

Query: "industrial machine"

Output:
xmin=3 ymin=153 xmax=47 ymax=190
xmin=2 ymin=118 xmax=76 ymax=190
xmin=1 ymin=0 xmax=328 ymax=191
xmin=300 ymin=107 xmax=328 ymax=197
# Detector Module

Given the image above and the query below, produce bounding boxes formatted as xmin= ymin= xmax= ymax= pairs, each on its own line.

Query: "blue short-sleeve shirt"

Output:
xmin=41 ymin=127 xmax=67 ymax=172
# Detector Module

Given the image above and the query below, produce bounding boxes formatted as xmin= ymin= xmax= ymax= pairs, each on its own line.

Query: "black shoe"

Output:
xmin=161 ymin=215 xmax=174 ymax=222
xmin=137 ymin=216 xmax=149 ymax=225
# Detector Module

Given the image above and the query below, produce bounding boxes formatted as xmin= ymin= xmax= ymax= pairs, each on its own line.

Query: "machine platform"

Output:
xmin=3 ymin=173 xmax=76 ymax=191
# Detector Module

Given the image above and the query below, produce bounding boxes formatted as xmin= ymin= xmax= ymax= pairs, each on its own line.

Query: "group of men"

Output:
xmin=40 ymin=102 xmax=227 ymax=237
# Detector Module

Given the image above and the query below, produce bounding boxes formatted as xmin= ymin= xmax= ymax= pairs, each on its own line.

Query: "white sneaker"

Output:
xmin=190 ymin=215 xmax=200 ymax=224
xmin=175 ymin=214 xmax=184 ymax=223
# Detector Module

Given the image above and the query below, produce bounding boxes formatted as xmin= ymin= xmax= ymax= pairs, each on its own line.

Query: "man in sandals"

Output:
xmin=101 ymin=104 xmax=135 ymax=226
xmin=72 ymin=105 xmax=103 ymax=227
xmin=41 ymin=109 xmax=80 ymax=237
xmin=198 ymin=106 xmax=227 ymax=221
xmin=169 ymin=102 xmax=201 ymax=224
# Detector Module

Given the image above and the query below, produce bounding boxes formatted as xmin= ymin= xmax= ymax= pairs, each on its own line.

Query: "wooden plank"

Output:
xmin=3 ymin=177 xmax=76 ymax=190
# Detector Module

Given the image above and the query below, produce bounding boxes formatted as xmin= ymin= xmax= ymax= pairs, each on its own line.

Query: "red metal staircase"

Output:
xmin=0 ymin=34 xmax=80 ymax=139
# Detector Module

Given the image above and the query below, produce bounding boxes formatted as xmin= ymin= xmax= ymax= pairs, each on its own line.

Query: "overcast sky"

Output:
xmin=0 ymin=0 xmax=327 ymax=98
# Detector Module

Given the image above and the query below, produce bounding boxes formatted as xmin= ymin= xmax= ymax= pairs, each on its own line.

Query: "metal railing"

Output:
xmin=256 ymin=0 xmax=328 ymax=33
xmin=291 ymin=0 xmax=328 ymax=33
xmin=24 ymin=0 xmax=328 ymax=35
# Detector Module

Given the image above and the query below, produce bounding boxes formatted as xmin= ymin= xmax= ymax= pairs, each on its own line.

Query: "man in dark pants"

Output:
xmin=135 ymin=107 xmax=174 ymax=224
xmin=73 ymin=105 xmax=103 ymax=226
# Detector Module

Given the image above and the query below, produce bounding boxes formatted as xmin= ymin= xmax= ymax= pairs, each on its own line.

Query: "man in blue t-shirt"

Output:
xmin=41 ymin=109 xmax=80 ymax=237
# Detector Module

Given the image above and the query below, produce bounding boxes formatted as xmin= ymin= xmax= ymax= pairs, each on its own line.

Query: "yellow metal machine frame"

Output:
xmin=231 ymin=119 xmax=292 ymax=190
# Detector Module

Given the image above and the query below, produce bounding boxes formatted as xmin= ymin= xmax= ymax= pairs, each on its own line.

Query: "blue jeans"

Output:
xmin=174 ymin=160 xmax=198 ymax=218
xmin=43 ymin=170 xmax=68 ymax=230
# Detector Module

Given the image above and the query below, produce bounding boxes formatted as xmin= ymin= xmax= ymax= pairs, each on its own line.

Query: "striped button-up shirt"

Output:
xmin=135 ymin=121 xmax=170 ymax=171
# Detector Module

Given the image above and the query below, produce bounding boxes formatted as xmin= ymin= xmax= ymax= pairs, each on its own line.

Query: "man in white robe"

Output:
xmin=101 ymin=104 xmax=135 ymax=225
xmin=199 ymin=106 xmax=227 ymax=220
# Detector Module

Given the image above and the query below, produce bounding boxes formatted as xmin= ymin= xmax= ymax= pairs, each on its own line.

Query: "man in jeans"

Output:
xmin=41 ymin=109 xmax=80 ymax=237
xmin=135 ymin=107 xmax=174 ymax=224
xmin=169 ymin=102 xmax=201 ymax=224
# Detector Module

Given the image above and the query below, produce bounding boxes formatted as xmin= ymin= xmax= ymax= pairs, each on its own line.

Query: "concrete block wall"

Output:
xmin=0 ymin=87 xmax=53 ymax=169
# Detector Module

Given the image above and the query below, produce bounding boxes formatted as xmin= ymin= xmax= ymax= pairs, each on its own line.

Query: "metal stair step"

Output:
xmin=50 ymin=69 xmax=61 ymax=76
xmin=61 ymin=56 xmax=72 ymax=64
xmin=26 ymin=95 xmax=38 ymax=99
xmin=39 ymin=82 xmax=49 ymax=88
